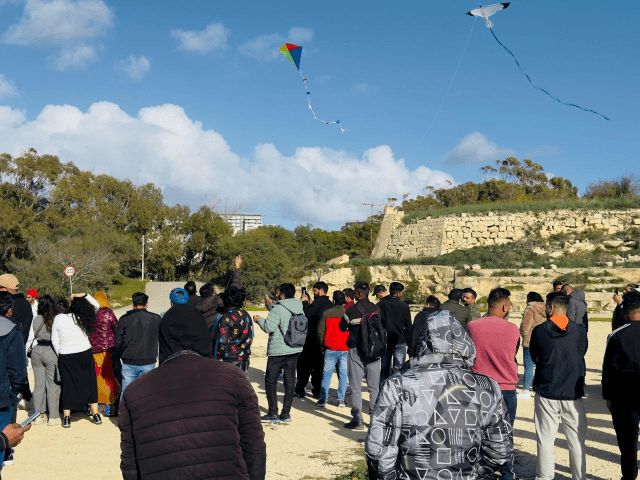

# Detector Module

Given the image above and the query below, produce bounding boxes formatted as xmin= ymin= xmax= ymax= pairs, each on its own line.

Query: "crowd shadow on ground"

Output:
xmin=246 ymin=365 xmax=371 ymax=442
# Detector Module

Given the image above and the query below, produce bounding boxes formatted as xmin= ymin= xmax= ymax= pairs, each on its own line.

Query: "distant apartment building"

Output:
xmin=220 ymin=214 xmax=262 ymax=234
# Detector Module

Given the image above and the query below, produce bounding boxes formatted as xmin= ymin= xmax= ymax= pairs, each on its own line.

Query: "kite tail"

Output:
xmin=298 ymin=70 xmax=348 ymax=132
xmin=489 ymin=28 xmax=610 ymax=121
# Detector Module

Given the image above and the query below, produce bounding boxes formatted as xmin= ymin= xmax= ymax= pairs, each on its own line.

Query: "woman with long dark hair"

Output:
xmin=51 ymin=294 xmax=101 ymax=427
xmin=31 ymin=295 xmax=62 ymax=426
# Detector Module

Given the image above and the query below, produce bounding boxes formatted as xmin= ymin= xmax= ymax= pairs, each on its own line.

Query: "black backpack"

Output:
xmin=279 ymin=304 xmax=308 ymax=348
xmin=356 ymin=304 xmax=386 ymax=362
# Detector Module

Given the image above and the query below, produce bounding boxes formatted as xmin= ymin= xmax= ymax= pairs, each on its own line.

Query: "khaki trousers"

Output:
xmin=534 ymin=395 xmax=587 ymax=480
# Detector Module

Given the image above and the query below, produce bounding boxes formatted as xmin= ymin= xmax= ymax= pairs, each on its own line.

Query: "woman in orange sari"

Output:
xmin=88 ymin=292 xmax=121 ymax=416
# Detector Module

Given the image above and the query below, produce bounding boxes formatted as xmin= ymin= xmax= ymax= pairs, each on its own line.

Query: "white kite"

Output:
xmin=466 ymin=3 xmax=510 ymax=28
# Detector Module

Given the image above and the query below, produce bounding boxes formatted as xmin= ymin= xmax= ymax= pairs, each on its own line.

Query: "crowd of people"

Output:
xmin=0 ymin=259 xmax=639 ymax=480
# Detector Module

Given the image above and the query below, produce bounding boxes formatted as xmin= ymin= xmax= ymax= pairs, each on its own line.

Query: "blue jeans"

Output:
xmin=501 ymin=389 xmax=517 ymax=480
xmin=0 ymin=405 xmax=14 ymax=467
xmin=319 ymin=350 xmax=348 ymax=403
xmin=121 ymin=363 xmax=155 ymax=397
xmin=523 ymin=347 xmax=535 ymax=389
xmin=380 ymin=343 xmax=406 ymax=385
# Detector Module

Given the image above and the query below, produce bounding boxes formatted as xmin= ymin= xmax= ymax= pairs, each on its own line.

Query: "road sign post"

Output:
xmin=64 ymin=265 xmax=76 ymax=295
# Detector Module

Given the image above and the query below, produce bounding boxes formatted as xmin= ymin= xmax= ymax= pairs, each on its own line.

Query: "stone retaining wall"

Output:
xmin=372 ymin=207 xmax=640 ymax=260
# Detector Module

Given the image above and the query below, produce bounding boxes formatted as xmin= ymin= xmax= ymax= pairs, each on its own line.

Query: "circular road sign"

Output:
xmin=64 ymin=265 xmax=76 ymax=278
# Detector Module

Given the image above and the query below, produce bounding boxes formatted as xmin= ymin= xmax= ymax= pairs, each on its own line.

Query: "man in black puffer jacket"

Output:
xmin=295 ymin=281 xmax=333 ymax=398
xmin=119 ymin=304 xmax=266 ymax=480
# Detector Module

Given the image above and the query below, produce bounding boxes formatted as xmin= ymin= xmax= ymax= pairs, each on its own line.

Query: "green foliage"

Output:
xmin=105 ymin=279 xmax=148 ymax=308
xmin=354 ymin=265 xmax=372 ymax=284
xmin=182 ymin=206 xmax=233 ymax=278
xmin=402 ymin=279 xmax=423 ymax=304
xmin=214 ymin=229 xmax=294 ymax=301
xmin=584 ymin=175 xmax=639 ymax=199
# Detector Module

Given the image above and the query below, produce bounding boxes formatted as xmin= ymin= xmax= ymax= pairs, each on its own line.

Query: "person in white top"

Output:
xmin=51 ymin=293 xmax=101 ymax=428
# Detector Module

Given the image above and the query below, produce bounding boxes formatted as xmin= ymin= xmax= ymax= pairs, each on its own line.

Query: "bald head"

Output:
xmin=561 ymin=284 xmax=574 ymax=295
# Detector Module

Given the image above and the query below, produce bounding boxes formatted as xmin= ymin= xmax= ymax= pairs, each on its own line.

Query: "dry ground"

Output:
xmin=5 ymin=305 xmax=624 ymax=480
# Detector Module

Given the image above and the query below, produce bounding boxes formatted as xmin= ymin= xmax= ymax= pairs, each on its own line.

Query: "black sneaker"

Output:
xmin=93 ymin=413 xmax=102 ymax=425
xmin=261 ymin=414 xmax=280 ymax=424
xmin=344 ymin=419 xmax=364 ymax=430
xmin=316 ymin=400 xmax=327 ymax=408
xmin=279 ymin=413 xmax=292 ymax=423
xmin=293 ymin=390 xmax=305 ymax=398
xmin=62 ymin=416 xmax=71 ymax=428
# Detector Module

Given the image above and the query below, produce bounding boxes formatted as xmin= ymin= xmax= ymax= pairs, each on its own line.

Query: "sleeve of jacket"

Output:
xmin=519 ymin=306 xmax=533 ymax=340
xmin=566 ymin=297 xmax=577 ymax=323
xmin=236 ymin=370 xmax=267 ymax=480
xmin=317 ymin=314 xmax=326 ymax=347
xmin=51 ymin=318 xmax=60 ymax=355
xmin=229 ymin=268 xmax=242 ymax=289
xmin=528 ymin=325 xmax=541 ymax=366
xmin=402 ymin=304 xmax=412 ymax=347
xmin=114 ymin=318 xmax=125 ymax=356
xmin=7 ymin=328 xmax=29 ymax=398
xmin=365 ymin=377 xmax=403 ymax=480
xmin=602 ymin=333 xmax=620 ymax=400
xmin=109 ymin=309 xmax=118 ymax=334
xmin=478 ymin=392 xmax=513 ymax=475
xmin=119 ymin=393 xmax=141 ymax=480
xmin=257 ymin=306 xmax=283 ymax=334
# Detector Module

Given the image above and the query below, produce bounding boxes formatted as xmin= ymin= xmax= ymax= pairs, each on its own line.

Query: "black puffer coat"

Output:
xmin=119 ymin=353 xmax=266 ymax=480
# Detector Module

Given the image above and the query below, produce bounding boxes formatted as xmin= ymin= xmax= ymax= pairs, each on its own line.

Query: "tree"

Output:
xmin=181 ymin=206 xmax=233 ymax=278
xmin=584 ymin=175 xmax=639 ymax=199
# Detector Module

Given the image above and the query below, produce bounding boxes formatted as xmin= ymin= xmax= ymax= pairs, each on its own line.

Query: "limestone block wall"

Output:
xmin=372 ymin=208 xmax=640 ymax=260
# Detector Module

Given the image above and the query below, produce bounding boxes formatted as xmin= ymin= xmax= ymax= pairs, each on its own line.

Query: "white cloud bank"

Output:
xmin=2 ymin=0 xmax=114 ymax=70
xmin=120 ymin=55 xmax=151 ymax=81
xmin=171 ymin=23 xmax=229 ymax=54
xmin=0 ymin=102 xmax=453 ymax=225
xmin=443 ymin=132 xmax=515 ymax=166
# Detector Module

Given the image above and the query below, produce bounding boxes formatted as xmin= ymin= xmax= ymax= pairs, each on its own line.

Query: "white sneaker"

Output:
xmin=47 ymin=417 xmax=62 ymax=426
xmin=34 ymin=414 xmax=47 ymax=425
xmin=516 ymin=390 xmax=531 ymax=400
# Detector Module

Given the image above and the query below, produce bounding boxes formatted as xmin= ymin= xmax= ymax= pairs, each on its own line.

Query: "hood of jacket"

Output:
xmin=571 ymin=289 xmax=586 ymax=305
xmin=541 ymin=316 xmax=577 ymax=338
xmin=412 ymin=309 xmax=476 ymax=368
xmin=0 ymin=316 xmax=15 ymax=338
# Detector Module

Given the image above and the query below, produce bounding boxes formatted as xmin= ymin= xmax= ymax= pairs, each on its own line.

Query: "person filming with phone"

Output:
xmin=0 ymin=291 xmax=32 ymax=470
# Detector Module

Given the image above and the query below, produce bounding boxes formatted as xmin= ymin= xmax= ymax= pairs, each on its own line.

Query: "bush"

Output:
xmin=402 ymin=279 xmax=422 ymax=304
xmin=354 ymin=265 xmax=372 ymax=284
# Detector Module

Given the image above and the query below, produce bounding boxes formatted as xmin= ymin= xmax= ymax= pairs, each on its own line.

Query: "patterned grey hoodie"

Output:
xmin=365 ymin=310 xmax=513 ymax=480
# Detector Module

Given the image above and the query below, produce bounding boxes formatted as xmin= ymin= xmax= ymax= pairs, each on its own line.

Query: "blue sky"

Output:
xmin=0 ymin=0 xmax=636 ymax=229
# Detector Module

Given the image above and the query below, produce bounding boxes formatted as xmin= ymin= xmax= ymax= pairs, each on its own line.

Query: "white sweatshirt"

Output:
xmin=50 ymin=294 xmax=98 ymax=355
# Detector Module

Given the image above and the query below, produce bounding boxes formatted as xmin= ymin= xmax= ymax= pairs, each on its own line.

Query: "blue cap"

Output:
xmin=169 ymin=287 xmax=189 ymax=305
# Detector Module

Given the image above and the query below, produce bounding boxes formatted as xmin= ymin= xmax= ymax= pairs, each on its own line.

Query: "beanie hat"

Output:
xmin=0 ymin=274 xmax=19 ymax=290
xmin=170 ymin=288 xmax=189 ymax=305
xmin=26 ymin=289 xmax=38 ymax=298
xmin=158 ymin=304 xmax=213 ymax=364
xmin=94 ymin=291 xmax=109 ymax=308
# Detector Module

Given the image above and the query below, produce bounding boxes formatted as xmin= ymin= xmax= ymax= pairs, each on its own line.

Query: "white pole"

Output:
xmin=69 ymin=277 xmax=73 ymax=296
xmin=141 ymin=234 xmax=145 ymax=281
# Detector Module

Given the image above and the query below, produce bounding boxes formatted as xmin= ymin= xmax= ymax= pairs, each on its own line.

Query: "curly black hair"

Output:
xmin=37 ymin=295 xmax=56 ymax=332
xmin=68 ymin=297 xmax=96 ymax=336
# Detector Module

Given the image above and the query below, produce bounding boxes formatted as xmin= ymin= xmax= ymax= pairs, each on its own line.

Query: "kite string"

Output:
xmin=413 ymin=16 xmax=477 ymax=150
xmin=298 ymin=70 xmax=348 ymax=133
xmin=489 ymin=28 xmax=609 ymax=121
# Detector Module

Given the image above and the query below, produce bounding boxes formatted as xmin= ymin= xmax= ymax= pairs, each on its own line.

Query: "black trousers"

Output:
xmin=611 ymin=401 xmax=640 ymax=480
xmin=295 ymin=344 xmax=324 ymax=396
xmin=265 ymin=354 xmax=298 ymax=416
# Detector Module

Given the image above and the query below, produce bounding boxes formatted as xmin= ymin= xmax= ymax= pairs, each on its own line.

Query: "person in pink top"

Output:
xmin=467 ymin=287 xmax=520 ymax=480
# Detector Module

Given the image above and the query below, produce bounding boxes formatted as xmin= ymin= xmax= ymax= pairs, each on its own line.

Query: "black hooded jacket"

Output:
xmin=158 ymin=304 xmax=214 ymax=364
xmin=529 ymin=318 xmax=588 ymax=400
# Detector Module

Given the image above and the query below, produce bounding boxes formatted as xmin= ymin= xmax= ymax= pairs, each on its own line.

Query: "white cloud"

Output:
xmin=240 ymin=27 xmax=313 ymax=61
xmin=288 ymin=27 xmax=313 ymax=43
xmin=239 ymin=33 xmax=283 ymax=60
xmin=2 ymin=0 xmax=114 ymax=46
xmin=0 ymin=75 xmax=17 ymax=99
xmin=120 ymin=55 xmax=150 ymax=81
xmin=49 ymin=44 xmax=98 ymax=70
xmin=443 ymin=132 xmax=515 ymax=166
xmin=171 ymin=23 xmax=229 ymax=54
xmin=0 ymin=101 xmax=454 ymax=225
xmin=354 ymin=83 xmax=369 ymax=94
